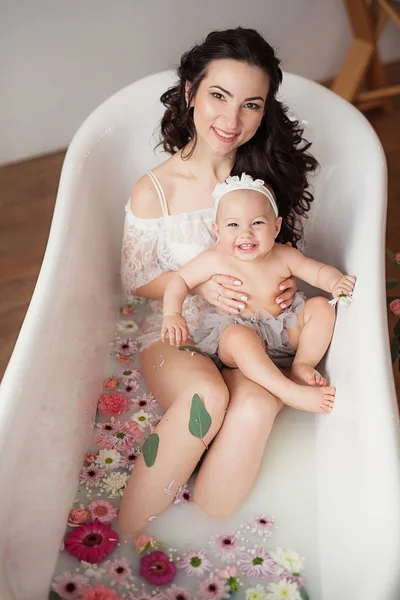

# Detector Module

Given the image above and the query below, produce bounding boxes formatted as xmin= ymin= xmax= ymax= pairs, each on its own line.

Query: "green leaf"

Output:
xmin=391 ymin=337 xmax=400 ymax=364
xmin=394 ymin=320 xmax=400 ymax=337
xmin=189 ymin=393 xmax=212 ymax=440
xmin=142 ymin=433 xmax=159 ymax=467
xmin=48 ymin=593 xmax=62 ymax=600
xmin=179 ymin=345 xmax=206 ymax=356
xmin=300 ymin=587 xmax=311 ymax=600
xmin=386 ymin=278 xmax=400 ymax=290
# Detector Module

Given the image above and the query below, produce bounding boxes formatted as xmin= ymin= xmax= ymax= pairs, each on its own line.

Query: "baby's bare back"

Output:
xmin=214 ymin=244 xmax=292 ymax=315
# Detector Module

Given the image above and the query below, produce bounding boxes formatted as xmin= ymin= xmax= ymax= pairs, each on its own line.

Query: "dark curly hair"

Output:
xmin=159 ymin=27 xmax=318 ymax=247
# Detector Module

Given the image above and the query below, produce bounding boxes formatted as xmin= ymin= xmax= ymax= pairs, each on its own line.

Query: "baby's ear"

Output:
xmin=275 ymin=217 xmax=282 ymax=238
xmin=212 ymin=221 xmax=220 ymax=242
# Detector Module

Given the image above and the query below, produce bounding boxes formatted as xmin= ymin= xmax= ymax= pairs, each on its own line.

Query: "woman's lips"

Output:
xmin=211 ymin=126 xmax=239 ymax=143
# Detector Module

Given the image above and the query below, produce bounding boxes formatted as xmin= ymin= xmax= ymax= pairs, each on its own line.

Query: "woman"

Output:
xmin=119 ymin=27 xmax=317 ymax=534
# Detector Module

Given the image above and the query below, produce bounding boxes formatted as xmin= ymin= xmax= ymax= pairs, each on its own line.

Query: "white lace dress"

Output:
xmin=120 ymin=172 xmax=216 ymax=350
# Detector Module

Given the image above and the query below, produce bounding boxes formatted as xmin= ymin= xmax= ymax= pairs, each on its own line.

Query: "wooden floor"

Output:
xmin=1 ymin=68 xmax=399 ymax=402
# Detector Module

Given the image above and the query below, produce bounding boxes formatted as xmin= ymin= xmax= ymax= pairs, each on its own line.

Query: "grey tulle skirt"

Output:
xmin=194 ymin=292 xmax=306 ymax=369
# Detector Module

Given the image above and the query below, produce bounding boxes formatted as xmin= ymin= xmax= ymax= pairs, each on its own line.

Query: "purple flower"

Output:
xmin=239 ymin=548 xmax=275 ymax=578
xmin=209 ymin=534 xmax=238 ymax=562
xmin=250 ymin=515 xmax=276 ymax=537
xmin=174 ymin=484 xmax=192 ymax=505
xmin=140 ymin=551 xmax=176 ymax=586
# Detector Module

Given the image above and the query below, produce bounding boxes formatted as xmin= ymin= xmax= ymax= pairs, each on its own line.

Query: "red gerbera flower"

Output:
xmin=140 ymin=551 xmax=176 ymax=586
xmin=64 ymin=519 xmax=118 ymax=563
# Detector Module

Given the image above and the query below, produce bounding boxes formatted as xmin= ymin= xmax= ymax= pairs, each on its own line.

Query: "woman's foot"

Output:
xmin=280 ymin=380 xmax=335 ymax=413
xmin=290 ymin=362 xmax=327 ymax=387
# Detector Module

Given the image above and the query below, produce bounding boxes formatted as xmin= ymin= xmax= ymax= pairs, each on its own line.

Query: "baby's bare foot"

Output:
xmin=290 ymin=363 xmax=327 ymax=387
xmin=281 ymin=382 xmax=335 ymax=413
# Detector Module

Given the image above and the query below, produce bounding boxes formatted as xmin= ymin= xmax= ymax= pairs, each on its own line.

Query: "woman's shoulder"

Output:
xmin=129 ymin=174 xmax=164 ymax=219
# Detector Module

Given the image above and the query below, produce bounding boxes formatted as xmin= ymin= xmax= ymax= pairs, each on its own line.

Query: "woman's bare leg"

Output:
xmin=193 ymin=368 xmax=283 ymax=518
xmin=118 ymin=341 xmax=229 ymax=536
xmin=218 ymin=325 xmax=335 ymax=413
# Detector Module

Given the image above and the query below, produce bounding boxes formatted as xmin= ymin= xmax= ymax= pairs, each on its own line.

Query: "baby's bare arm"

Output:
xmin=279 ymin=245 xmax=349 ymax=295
xmin=163 ymin=249 xmax=220 ymax=316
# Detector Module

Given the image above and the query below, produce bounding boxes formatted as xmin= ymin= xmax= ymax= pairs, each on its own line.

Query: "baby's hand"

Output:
xmin=332 ymin=275 xmax=356 ymax=298
xmin=161 ymin=313 xmax=189 ymax=346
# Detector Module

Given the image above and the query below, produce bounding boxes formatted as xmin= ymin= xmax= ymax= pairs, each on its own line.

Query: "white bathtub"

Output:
xmin=0 ymin=71 xmax=399 ymax=600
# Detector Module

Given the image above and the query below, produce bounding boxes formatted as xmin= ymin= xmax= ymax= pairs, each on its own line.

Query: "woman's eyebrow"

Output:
xmin=209 ymin=85 xmax=265 ymax=103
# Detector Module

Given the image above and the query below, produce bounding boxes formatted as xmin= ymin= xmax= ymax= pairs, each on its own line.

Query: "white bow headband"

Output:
xmin=212 ymin=173 xmax=279 ymax=218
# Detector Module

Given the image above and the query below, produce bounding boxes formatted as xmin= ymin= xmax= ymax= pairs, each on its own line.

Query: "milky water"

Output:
xmin=51 ymin=299 xmax=321 ymax=599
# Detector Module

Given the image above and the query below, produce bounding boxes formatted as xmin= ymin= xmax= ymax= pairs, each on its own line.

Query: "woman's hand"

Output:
xmin=276 ymin=276 xmax=297 ymax=309
xmin=194 ymin=275 xmax=248 ymax=315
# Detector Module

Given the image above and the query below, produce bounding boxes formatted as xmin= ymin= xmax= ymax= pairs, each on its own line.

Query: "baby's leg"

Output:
xmin=287 ymin=297 xmax=336 ymax=387
xmin=218 ymin=324 xmax=335 ymax=413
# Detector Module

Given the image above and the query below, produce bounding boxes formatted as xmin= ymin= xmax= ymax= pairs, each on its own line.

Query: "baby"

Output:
xmin=161 ymin=174 xmax=355 ymax=413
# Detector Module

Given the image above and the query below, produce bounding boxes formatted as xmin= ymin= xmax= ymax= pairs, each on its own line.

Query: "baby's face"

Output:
xmin=214 ymin=189 xmax=282 ymax=261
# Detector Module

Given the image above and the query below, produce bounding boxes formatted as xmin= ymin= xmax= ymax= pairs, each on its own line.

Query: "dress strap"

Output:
xmin=147 ymin=171 xmax=169 ymax=217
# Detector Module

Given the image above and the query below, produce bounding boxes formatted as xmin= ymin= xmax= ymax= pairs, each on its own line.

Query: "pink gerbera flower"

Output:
xmin=64 ymin=519 xmax=119 ymax=563
xmin=209 ymin=534 xmax=238 ymax=562
xmin=52 ymin=571 xmax=89 ymax=599
xmin=98 ymin=393 xmax=130 ymax=417
xmin=173 ymin=484 xmax=192 ymax=505
xmin=82 ymin=585 xmax=122 ymax=600
xmin=132 ymin=393 xmax=156 ymax=409
xmin=124 ymin=380 xmax=139 ymax=394
xmin=113 ymin=337 xmax=137 ymax=356
xmin=164 ymin=584 xmax=192 ymax=600
xmin=250 ymin=515 xmax=276 ymax=537
xmin=239 ymin=548 xmax=275 ymax=578
xmin=178 ymin=549 xmax=212 ymax=577
xmin=106 ymin=557 xmax=133 ymax=582
xmin=79 ymin=463 xmax=104 ymax=487
xmin=199 ymin=574 xmax=230 ymax=600
xmin=88 ymin=500 xmax=118 ymax=523
xmin=96 ymin=420 xmax=143 ymax=451
xmin=119 ymin=448 xmax=141 ymax=470
xmin=120 ymin=368 xmax=141 ymax=384
xmin=140 ymin=551 xmax=176 ymax=586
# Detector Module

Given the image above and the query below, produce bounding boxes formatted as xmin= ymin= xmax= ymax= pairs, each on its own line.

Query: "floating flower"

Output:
xmin=120 ymin=367 xmax=141 ymax=384
xmin=132 ymin=393 xmax=156 ymax=409
xmin=96 ymin=449 xmax=122 ymax=470
xmin=82 ymin=585 xmax=122 ymax=600
xmin=102 ymin=471 xmax=129 ymax=498
xmin=80 ymin=562 xmax=106 ymax=579
xmin=389 ymin=299 xmax=400 ymax=316
xmin=106 ymin=557 xmax=133 ymax=583
xmin=164 ymin=584 xmax=192 ymax=600
xmin=51 ymin=571 xmax=89 ymax=599
xmin=80 ymin=464 xmax=104 ymax=487
xmin=117 ymin=320 xmax=139 ymax=334
xmin=98 ymin=393 xmax=130 ymax=417
xmin=395 ymin=252 xmax=400 ymax=265
xmin=84 ymin=452 xmax=98 ymax=465
xmin=251 ymin=515 xmax=276 ymax=537
xmin=209 ymin=534 xmax=238 ymax=562
xmin=140 ymin=551 xmax=176 ymax=586
xmin=245 ymin=585 xmax=267 ymax=600
xmin=126 ymin=586 xmax=154 ymax=600
xmin=119 ymin=448 xmax=141 ymax=471
xmin=121 ymin=303 xmax=135 ymax=316
xmin=124 ymin=380 xmax=140 ymax=394
xmin=117 ymin=354 xmax=131 ymax=364
xmin=239 ymin=548 xmax=275 ymax=578
xmin=134 ymin=534 xmax=157 ymax=554
xmin=113 ymin=338 xmax=138 ymax=356
xmin=132 ymin=409 xmax=154 ymax=431
xmin=68 ymin=508 xmax=91 ymax=527
xmin=265 ymin=580 xmax=301 ymax=600
xmin=178 ymin=549 xmax=212 ymax=577
xmin=199 ymin=574 xmax=230 ymax=600
xmin=88 ymin=500 xmax=118 ymax=523
xmin=217 ymin=567 xmax=239 ymax=592
xmin=270 ymin=548 xmax=305 ymax=577
xmin=96 ymin=420 xmax=143 ymax=451
xmin=64 ymin=519 xmax=118 ymax=563
xmin=104 ymin=377 xmax=119 ymax=390
xmin=173 ymin=484 xmax=192 ymax=505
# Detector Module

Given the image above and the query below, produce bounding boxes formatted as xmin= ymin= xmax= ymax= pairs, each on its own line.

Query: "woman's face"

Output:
xmin=189 ymin=59 xmax=270 ymax=156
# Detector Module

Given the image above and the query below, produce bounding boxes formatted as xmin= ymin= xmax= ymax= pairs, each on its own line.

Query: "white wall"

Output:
xmin=1 ymin=0 xmax=399 ymax=165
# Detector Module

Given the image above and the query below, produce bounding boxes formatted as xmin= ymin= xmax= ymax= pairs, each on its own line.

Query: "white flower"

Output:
xmin=117 ymin=320 xmax=139 ymax=334
xmin=80 ymin=561 xmax=106 ymax=579
xmin=265 ymin=580 xmax=301 ymax=600
xmin=246 ymin=585 xmax=267 ymax=600
xmin=132 ymin=409 xmax=154 ymax=431
xmin=270 ymin=548 xmax=305 ymax=575
xmin=102 ymin=471 xmax=129 ymax=497
xmin=95 ymin=449 xmax=122 ymax=470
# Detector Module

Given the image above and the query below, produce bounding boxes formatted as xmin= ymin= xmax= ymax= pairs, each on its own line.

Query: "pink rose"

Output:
xmin=98 ymin=394 xmax=130 ymax=417
xmin=104 ymin=377 xmax=118 ymax=390
xmin=390 ymin=299 xmax=400 ymax=316
xmin=82 ymin=585 xmax=121 ymax=600
xmin=218 ymin=566 xmax=237 ymax=579
xmin=84 ymin=452 xmax=97 ymax=465
xmin=68 ymin=508 xmax=91 ymax=527
xmin=134 ymin=534 xmax=156 ymax=554
xmin=121 ymin=304 xmax=135 ymax=316
xmin=395 ymin=252 xmax=400 ymax=266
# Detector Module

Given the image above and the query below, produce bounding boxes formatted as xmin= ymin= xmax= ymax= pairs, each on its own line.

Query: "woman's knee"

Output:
xmin=233 ymin=388 xmax=282 ymax=431
xmin=179 ymin=378 xmax=230 ymax=439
